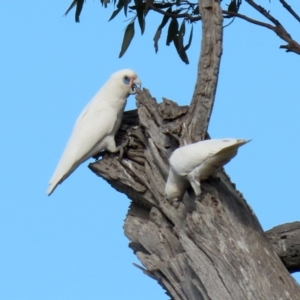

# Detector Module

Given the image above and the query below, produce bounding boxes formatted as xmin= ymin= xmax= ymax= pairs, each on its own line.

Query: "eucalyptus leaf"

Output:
xmin=134 ymin=0 xmax=145 ymax=34
xmin=184 ymin=25 xmax=193 ymax=51
xmin=166 ymin=18 xmax=178 ymax=46
xmin=153 ymin=28 xmax=162 ymax=53
xmin=173 ymin=35 xmax=189 ymax=64
xmin=75 ymin=0 xmax=84 ymax=22
xmin=228 ymin=0 xmax=237 ymax=12
xmin=109 ymin=0 xmax=124 ymax=21
xmin=179 ymin=19 xmax=186 ymax=37
xmin=159 ymin=7 xmax=172 ymax=30
xmin=64 ymin=0 xmax=77 ymax=16
xmin=64 ymin=0 xmax=84 ymax=23
xmin=119 ymin=22 xmax=135 ymax=58
xmin=124 ymin=0 xmax=128 ymax=17
xmin=101 ymin=0 xmax=110 ymax=8
xmin=193 ymin=5 xmax=199 ymax=15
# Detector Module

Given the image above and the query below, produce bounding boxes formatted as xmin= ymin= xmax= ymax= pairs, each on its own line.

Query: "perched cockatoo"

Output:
xmin=47 ymin=69 xmax=141 ymax=195
xmin=165 ymin=139 xmax=250 ymax=204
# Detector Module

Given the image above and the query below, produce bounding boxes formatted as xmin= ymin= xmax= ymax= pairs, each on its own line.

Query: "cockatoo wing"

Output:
xmin=170 ymin=139 xmax=249 ymax=176
xmin=47 ymin=102 xmax=118 ymax=195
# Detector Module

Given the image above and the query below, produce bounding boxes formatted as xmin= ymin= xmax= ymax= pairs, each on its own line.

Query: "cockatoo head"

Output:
xmin=164 ymin=174 xmax=186 ymax=204
xmin=110 ymin=69 xmax=142 ymax=95
xmin=165 ymin=187 xmax=181 ymax=203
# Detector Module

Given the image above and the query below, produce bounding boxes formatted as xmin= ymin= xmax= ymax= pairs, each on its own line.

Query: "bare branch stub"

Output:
xmin=266 ymin=222 xmax=300 ymax=273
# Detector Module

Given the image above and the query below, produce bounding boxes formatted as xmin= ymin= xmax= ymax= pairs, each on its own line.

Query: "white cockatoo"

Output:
xmin=47 ymin=69 xmax=141 ymax=195
xmin=165 ymin=139 xmax=250 ymax=204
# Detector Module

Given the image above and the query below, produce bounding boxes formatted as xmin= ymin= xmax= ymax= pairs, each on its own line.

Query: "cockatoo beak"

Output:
xmin=129 ymin=77 xmax=142 ymax=94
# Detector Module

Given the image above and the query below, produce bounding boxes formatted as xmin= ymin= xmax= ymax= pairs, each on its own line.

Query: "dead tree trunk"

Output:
xmin=89 ymin=0 xmax=300 ymax=299
xmin=266 ymin=222 xmax=300 ymax=274
xmin=90 ymin=94 xmax=300 ymax=299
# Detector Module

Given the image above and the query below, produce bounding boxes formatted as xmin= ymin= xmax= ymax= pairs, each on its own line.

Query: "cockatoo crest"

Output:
xmin=47 ymin=69 xmax=141 ymax=195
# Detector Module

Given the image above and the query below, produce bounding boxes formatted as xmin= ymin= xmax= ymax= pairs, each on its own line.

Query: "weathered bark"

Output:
xmin=266 ymin=222 xmax=300 ymax=273
xmin=184 ymin=0 xmax=223 ymax=143
xmin=88 ymin=0 xmax=300 ymax=298
xmin=89 ymin=95 xmax=300 ymax=299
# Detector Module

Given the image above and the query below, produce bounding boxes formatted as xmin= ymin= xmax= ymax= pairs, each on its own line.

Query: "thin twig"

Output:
xmin=245 ymin=0 xmax=281 ymax=25
xmin=223 ymin=17 xmax=235 ymax=29
xmin=147 ymin=0 xmax=300 ymax=55
xmin=279 ymin=0 xmax=300 ymax=23
xmin=147 ymin=0 xmax=201 ymax=21
xmin=243 ymin=0 xmax=300 ymax=54
xmin=222 ymin=10 xmax=275 ymax=30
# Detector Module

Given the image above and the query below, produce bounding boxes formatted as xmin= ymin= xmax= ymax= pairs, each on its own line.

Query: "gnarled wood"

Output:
xmin=184 ymin=0 xmax=223 ymax=143
xmin=89 ymin=91 xmax=300 ymax=299
xmin=266 ymin=222 xmax=300 ymax=273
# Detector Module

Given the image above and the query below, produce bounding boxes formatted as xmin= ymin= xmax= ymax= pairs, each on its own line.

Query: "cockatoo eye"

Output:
xmin=123 ymin=76 xmax=130 ymax=85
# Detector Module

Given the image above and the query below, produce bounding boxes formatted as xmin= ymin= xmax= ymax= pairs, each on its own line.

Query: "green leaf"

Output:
xmin=179 ymin=19 xmax=186 ymax=37
xmin=119 ymin=22 xmax=135 ymax=58
xmin=193 ymin=5 xmax=199 ymax=14
xmin=64 ymin=0 xmax=84 ymax=23
xmin=101 ymin=0 xmax=110 ymax=8
xmin=109 ymin=0 xmax=124 ymax=21
xmin=184 ymin=25 xmax=193 ymax=51
xmin=109 ymin=7 xmax=123 ymax=20
xmin=173 ymin=35 xmax=182 ymax=54
xmin=158 ymin=7 xmax=172 ymax=30
xmin=173 ymin=35 xmax=189 ymax=64
xmin=123 ymin=0 xmax=129 ymax=17
xmin=75 ymin=0 xmax=84 ymax=22
xmin=134 ymin=0 xmax=145 ymax=34
xmin=64 ymin=0 xmax=77 ymax=16
xmin=152 ymin=7 xmax=172 ymax=52
xmin=166 ymin=18 xmax=178 ymax=46
xmin=153 ymin=28 xmax=161 ymax=53
xmin=228 ymin=0 xmax=237 ymax=13
xmin=144 ymin=1 xmax=150 ymax=16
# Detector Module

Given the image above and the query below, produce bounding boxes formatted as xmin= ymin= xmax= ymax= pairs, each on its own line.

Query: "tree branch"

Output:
xmin=266 ymin=222 xmax=300 ymax=273
xmin=183 ymin=0 xmax=223 ymax=143
xmin=145 ymin=0 xmax=201 ymax=21
xmin=244 ymin=0 xmax=300 ymax=54
xmin=222 ymin=10 xmax=275 ymax=30
xmin=279 ymin=0 xmax=300 ymax=23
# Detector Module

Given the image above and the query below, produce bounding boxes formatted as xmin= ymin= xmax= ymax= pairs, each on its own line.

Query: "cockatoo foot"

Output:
xmin=171 ymin=200 xmax=180 ymax=208
xmin=195 ymin=194 xmax=203 ymax=202
xmin=118 ymin=138 xmax=129 ymax=160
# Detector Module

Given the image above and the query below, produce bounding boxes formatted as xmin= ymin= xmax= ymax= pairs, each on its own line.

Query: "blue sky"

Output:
xmin=1 ymin=1 xmax=299 ymax=299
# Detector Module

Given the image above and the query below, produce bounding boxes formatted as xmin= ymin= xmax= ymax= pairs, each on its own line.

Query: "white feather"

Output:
xmin=47 ymin=69 xmax=141 ymax=195
xmin=165 ymin=138 xmax=250 ymax=203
